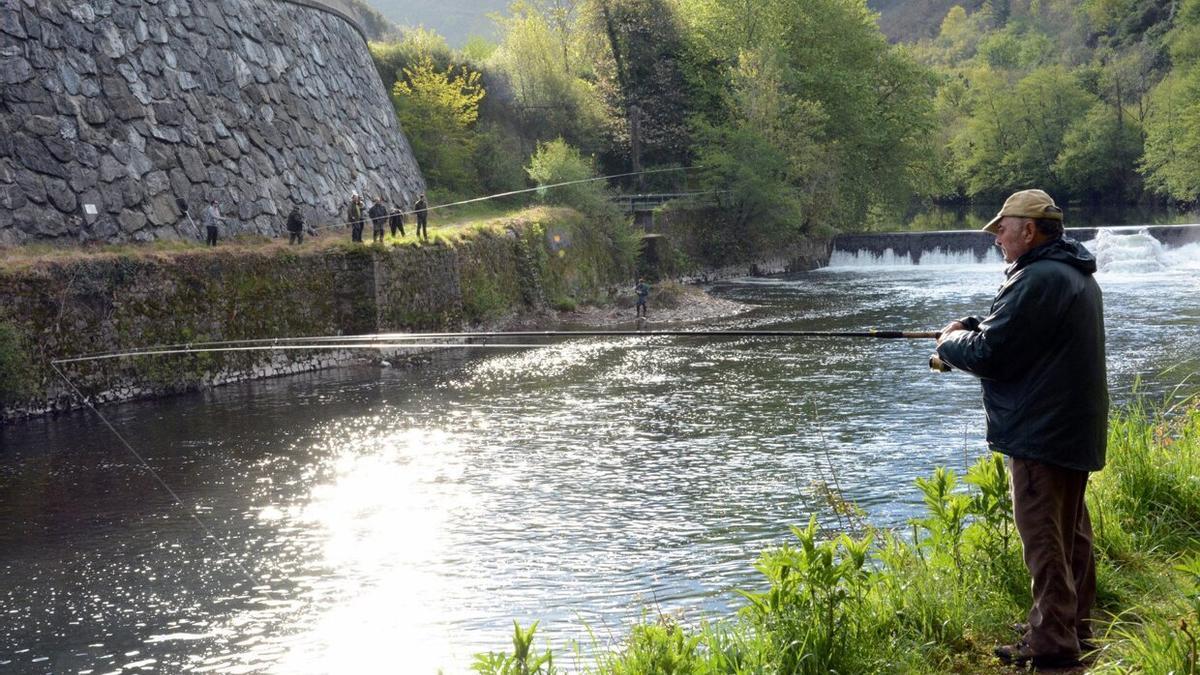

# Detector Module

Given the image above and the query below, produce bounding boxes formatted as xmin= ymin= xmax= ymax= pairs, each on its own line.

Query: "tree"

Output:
xmin=1141 ymin=0 xmax=1200 ymax=201
xmin=526 ymin=138 xmax=609 ymax=213
xmin=1141 ymin=69 xmax=1200 ymax=201
xmin=694 ymin=49 xmax=824 ymax=235
xmin=951 ymin=65 xmax=1097 ymax=198
xmin=371 ymin=27 xmax=456 ymax=87
xmin=391 ymin=57 xmax=487 ymax=195
xmin=585 ymin=0 xmax=698 ymax=180
xmin=526 ymin=139 xmax=638 ymax=281
xmin=489 ymin=2 xmax=605 ymax=154
xmin=1055 ymin=103 xmax=1145 ymax=200
xmin=684 ymin=0 xmax=942 ymax=229
xmin=770 ymin=0 xmax=940 ymax=227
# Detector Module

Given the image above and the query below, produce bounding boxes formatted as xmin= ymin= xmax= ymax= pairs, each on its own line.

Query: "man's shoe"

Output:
xmin=1010 ymin=623 xmax=1096 ymax=653
xmin=994 ymin=642 xmax=1083 ymax=669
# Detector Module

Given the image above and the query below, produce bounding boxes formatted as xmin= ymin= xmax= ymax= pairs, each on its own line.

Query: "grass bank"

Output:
xmin=0 ymin=203 xmax=540 ymax=274
xmin=473 ymin=398 xmax=1200 ymax=674
xmin=0 ymin=204 xmax=638 ymax=419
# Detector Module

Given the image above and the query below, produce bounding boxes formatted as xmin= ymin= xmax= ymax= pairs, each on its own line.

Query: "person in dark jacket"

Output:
xmin=390 ymin=199 xmax=406 ymax=238
xmin=935 ymin=189 xmax=1107 ymax=670
xmin=368 ymin=196 xmax=389 ymax=243
xmin=414 ymin=193 xmax=429 ymax=241
xmin=347 ymin=193 xmax=365 ymax=243
xmin=286 ymin=205 xmax=305 ymax=245
xmin=201 ymin=199 xmax=223 ymax=246
xmin=634 ymin=278 xmax=650 ymax=317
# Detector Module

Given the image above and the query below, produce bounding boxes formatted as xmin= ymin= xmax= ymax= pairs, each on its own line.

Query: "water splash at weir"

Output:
xmin=1087 ymin=229 xmax=1171 ymax=273
xmin=826 ymin=246 xmax=1003 ymax=268
xmin=826 ymin=228 xmax=1200 ymax=274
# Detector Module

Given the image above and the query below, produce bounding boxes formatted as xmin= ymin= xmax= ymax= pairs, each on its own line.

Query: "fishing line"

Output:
xmin=308 ymin=165 xmax=703 ymax=234
xmin=49 ymin=362 xmax=260 ymax=586
xmin=48 ymin=328 xmax=940 ymax=587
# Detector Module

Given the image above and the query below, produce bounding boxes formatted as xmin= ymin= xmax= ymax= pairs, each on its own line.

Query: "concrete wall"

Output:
xmin=0 ymin=211 xmax=626 ymax=421
xmin=0 ymin=0 xmax=423 ymax=245
xmin=832 ymin=224 xmax=1200 ymax=262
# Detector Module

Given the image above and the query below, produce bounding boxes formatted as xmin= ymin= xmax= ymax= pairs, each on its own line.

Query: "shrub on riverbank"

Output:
xmin=474 ymin=399 xmax=1200 ymax=673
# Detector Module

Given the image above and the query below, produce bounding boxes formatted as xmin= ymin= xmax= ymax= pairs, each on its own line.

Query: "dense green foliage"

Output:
xmin=389 ymin=56 xmax=486 ymax=196
xmin=371 ymin=0 xmax=941 ymax=242
xmin=913 ymin=0 xmax=1200 ymax=206
xmin=471 ymin=400 xmax=1200 ymax=672
xmin=371 ymin=0 xmax=1199 ymax=238
xmin=526 ymin=141 xmax=640 ymax=292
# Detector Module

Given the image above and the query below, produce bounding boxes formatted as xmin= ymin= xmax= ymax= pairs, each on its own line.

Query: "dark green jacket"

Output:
xmin=936 ymin=237 xmax=1108 ymax=472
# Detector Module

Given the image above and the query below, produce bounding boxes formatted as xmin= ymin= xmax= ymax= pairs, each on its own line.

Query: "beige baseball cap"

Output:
xmin=983 ymin=189 xmax=1063 ymax=234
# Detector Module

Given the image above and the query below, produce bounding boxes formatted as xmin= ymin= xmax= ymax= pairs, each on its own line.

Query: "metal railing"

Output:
xmin=609 ymin=191 xmax=724 ymax=213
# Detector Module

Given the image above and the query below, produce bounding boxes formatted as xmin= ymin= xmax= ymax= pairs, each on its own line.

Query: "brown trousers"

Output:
xmin=1010 ymin=457 xmax=1097 ymax=656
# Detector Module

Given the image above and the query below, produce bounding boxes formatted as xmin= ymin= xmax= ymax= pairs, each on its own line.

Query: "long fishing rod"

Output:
xmin=45 ymin=325 xmax=947 ymax=587
xmin=51 ymin=329 xmax=942 ymax=365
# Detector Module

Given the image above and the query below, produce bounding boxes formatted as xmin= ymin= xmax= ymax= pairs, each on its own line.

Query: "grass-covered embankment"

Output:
xmin=0 ymin=202 xmax=533 ymax=274
xmin=0 ymin=205 xmax=638 ymax=419
xmin=474 ymin=399 xmax=1200 ymax=674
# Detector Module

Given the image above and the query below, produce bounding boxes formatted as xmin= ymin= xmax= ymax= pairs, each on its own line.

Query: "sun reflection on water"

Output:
xmin=3 ymin=243 xmax=1198 ymax=673
xmin=255 ymin=427 xmax=477 ymax=673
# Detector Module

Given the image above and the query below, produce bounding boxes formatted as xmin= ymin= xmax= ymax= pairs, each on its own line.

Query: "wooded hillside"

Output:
xmin=366 ymin=0 xmax=1200 ymax=239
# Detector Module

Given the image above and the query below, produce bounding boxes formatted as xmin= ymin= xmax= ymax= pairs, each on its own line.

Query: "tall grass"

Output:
xmin=474 ymin=398 xmax=1200 ymax=673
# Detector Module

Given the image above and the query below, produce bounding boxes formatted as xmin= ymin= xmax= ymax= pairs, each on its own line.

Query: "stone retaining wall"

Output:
xmin=0 ymin=0 xmax=422 ymax=245
xmin=0 ymin=211 xmax=625 ymax=421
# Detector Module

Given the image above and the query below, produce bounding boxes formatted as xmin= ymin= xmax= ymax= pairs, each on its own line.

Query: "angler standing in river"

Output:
xmin=635 ymin=278 xmax=650 ymax=318
xmin=935 ymin=189 xmax=1108 ymax=670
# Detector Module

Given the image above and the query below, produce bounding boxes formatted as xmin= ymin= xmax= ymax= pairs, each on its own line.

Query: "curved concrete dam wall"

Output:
xmin=831 ymin=224 xmax=1200 ymax=265
xmin=0 ymin=0 xmax=423 ymax=245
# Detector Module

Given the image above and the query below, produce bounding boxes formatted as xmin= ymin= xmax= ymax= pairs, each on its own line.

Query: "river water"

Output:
xmin=2 ymin=231 xmax=1198 ymax=673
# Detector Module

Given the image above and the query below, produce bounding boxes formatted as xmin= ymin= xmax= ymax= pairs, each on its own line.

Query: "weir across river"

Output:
xmin=832 ymin=223 xmax=1200 ymax=265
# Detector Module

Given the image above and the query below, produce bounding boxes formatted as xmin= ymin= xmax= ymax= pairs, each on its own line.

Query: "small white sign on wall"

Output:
xmin=83 ymin=204 xmax=98 ymax=215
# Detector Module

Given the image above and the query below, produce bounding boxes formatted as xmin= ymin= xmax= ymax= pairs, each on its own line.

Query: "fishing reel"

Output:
xmin=928 ymin=354 xmax=953 ymax=372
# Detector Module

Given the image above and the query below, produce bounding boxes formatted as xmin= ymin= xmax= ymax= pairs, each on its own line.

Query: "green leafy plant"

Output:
xmin=472 ymin=621 xmax=555 ymax=675
xmin=739 ymin=516 xmax=875 ymax=674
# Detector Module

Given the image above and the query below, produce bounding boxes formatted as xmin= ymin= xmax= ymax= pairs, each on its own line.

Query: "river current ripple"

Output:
xmin=2 ymin=236 xmax=1198 ymax=673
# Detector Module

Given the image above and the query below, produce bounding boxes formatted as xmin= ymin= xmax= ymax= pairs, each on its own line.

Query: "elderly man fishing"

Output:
xmin=934 ymin=189 xmax=1108 ymax=670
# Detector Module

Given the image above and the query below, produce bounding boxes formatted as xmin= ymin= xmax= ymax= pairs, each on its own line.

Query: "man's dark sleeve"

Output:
xmin=936 ymin=270 xmax=1058 ymax=381
xmin=957 ymin=316 xmax=983 ymax=331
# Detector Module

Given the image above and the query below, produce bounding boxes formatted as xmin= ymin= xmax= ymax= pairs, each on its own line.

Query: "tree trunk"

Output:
xmin=600 ymin=1 xmax=641 ymax=188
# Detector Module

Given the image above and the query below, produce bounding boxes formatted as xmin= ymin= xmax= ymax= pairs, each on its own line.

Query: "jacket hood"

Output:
xmin=1012 ymin=236 xmax=1097 ymax=276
